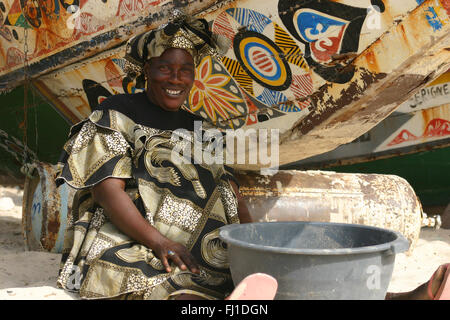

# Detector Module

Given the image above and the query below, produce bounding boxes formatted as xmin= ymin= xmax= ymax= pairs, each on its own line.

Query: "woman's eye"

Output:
xmin=159 ymin=65 xmax=170 ymax=72
xmin=182 ymin=68 xmax=194 ymax=75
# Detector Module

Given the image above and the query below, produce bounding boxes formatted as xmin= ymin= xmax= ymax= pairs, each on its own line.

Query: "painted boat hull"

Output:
xmin=0 ymin=0 xmax=447 ymax=253
xmin=290 ymin=70 xmax=450 ymax=169
xmin=1 ymin=0 xmax=449 ymax=171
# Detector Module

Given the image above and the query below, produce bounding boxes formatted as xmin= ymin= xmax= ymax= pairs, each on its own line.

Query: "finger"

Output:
xmin=179 ymin=252 xmax=200 ymax=274
xmin=169 ymin=253 xmax=187 ymax=271
xmin=161 ymin=255 xmax=172 ymax=273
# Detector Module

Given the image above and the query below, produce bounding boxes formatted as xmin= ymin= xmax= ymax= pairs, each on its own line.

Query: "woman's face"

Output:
xmin=144 ymin=48 xmax=195 ymax=112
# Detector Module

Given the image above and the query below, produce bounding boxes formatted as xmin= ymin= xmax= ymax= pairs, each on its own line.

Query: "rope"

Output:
xmin=20 ymin=26 xmax=38 ymax=178
xmin=22 ymin=26 xmax=29 ymax=166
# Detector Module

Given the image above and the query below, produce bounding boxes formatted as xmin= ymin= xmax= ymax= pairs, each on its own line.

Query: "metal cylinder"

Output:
xmin=235 ymin=170 xmax=423 ymax=253
xmin=21 ymin=165 xmax=422 ymax=254
xmin=22 ymin=162 xmax=76 ymax=253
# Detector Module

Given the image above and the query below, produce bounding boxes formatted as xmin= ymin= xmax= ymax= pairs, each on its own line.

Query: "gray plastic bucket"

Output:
xmin=219 ymin=221 xmax=410 ymax=300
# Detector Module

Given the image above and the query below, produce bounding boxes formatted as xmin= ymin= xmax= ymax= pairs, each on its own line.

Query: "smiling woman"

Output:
xmin=53 ymin=11 xmax=255 ymax=300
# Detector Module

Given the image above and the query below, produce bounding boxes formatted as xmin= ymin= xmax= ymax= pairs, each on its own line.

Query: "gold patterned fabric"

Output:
xmin=56 ymin=108 xmax=239 ymax=300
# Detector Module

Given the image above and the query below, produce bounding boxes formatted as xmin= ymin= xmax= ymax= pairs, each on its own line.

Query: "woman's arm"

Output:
xmin=229 ymin=180 xmax=252 ymax=224
xmin=91 ymin=178 xmax=199 ymax=274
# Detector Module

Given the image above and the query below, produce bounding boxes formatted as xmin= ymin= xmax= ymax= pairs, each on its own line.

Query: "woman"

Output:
xmin=55 ymin=12 xmax=448 ymax=301
xmin=54 ymin=13 xmax=266 ymax=300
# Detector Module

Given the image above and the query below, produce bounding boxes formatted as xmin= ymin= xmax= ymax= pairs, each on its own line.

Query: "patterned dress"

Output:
xmin=55 ymin=93 xmax=239 ymax=299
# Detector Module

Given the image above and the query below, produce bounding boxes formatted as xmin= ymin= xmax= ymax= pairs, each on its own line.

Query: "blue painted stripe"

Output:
xmin=226 ymin=8 xmax=272 ymax=33
xmin=257 ymin=88 xmax=287 ymax=106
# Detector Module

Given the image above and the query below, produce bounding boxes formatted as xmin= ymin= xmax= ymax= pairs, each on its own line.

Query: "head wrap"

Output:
xmin=123 ymin=10 xmax=227 ymax=89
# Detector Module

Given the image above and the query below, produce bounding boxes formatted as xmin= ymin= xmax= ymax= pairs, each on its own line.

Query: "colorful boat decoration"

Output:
xmin=1 ymin=0 xmax=449 ymax=173
xmin=0 ymin=0 xmax=216 ymax=90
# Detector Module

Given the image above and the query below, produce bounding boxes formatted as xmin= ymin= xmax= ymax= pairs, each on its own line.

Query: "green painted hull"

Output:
xmin=0 ymin=85 xmax=70 ymax=183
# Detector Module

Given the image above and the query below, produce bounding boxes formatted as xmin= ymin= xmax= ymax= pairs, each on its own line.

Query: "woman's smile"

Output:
xmin=163 ymin=88 xmax=185 ymax=97
xmin=165 ymin=89 xmax=183 ymax=95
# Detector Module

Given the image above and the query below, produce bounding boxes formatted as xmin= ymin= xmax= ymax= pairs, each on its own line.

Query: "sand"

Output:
xmin=0 ymin=185 xmax=449 ymax=300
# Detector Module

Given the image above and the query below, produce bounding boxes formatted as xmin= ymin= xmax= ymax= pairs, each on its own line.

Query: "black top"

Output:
xmin=94 ymin=92 xmax=204 ymax=131
xmin=89 ymin=92 xmax=237 ymax=184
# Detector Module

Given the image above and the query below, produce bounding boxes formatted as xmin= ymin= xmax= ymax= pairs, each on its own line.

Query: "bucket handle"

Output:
xmin=385 ymin=232 xmax=410 ymax=256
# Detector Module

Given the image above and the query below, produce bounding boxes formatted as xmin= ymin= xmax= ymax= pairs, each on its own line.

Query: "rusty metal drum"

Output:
xmin=235 ymin=170 xmax=423 ymax=253
xmin=22 ymin=162 xmax=76 ymax=253
xmin=21 ymin=165 xmax=422 ymax=254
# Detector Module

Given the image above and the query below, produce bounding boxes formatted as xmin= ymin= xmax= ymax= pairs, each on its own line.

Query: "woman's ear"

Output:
xmin=143 ymin=60 xmax=152 ymax=87
xmin=143 ymin=60 xmax=151 ymax=78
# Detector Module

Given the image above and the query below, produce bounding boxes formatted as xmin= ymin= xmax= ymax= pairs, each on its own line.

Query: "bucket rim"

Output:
xmin=219 ymin=221 xmax=410 ymax=256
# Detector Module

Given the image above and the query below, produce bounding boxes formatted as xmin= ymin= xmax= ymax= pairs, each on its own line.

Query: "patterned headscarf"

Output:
xmin=123 ymin=10 xmax=226 ymax=89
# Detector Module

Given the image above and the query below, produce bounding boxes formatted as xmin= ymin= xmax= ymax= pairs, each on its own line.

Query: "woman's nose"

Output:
xmin=168 ymin=69 xmax=183 ymax=83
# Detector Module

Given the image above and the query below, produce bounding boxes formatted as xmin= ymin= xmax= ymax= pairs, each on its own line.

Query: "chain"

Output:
xmin=22 ymin=25 xmax=31 ymax=166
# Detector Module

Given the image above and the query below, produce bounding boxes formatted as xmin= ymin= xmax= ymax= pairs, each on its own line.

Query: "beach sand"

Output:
xmin=0 ymin=185 xmax=449 ymax=300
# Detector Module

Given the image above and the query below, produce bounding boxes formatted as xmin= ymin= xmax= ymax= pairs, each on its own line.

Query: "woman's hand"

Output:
xmin=152 ymin=237 xmax=200 ymax=274
xmin=92 ymin=178 xmax=200 ymax=274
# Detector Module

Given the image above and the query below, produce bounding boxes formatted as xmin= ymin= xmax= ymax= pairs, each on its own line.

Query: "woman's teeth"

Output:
xmin=165 ymin=89 xmax=182 ymax=95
